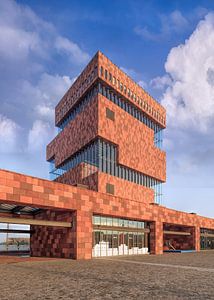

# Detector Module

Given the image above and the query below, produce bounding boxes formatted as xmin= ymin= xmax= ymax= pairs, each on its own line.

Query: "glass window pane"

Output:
xmin=112 ymin=218 xmax=119 ymax=227
xmin=123 ymin=219 xmax=129 ymax=228
xmin=93 ymin=215 xmax=100 ymax=225
xmin=101 ymin=216 xmax=107 ymax=226
xmin=118 ymin=219 xmax=124 ymax=227
xmin=106 ymin=217 xmax=112 ymax=226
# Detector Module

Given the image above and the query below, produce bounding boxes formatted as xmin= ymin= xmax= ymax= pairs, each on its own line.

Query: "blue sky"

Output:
xmin=0 ymin=0 xmax=214 ymax=218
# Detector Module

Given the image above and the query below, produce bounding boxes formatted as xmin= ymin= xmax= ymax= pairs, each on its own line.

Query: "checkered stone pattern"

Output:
xmin=1 ymin=168 xmax=214 ymax=259
xmin=55 ymin=53 xmax=99 ymax=126
xmin=47 ymin=96 xmax=99 ymax=166
xmin=55 ymin=162 xmax=99 ymax=192
xmin=30 ymin=210 xmax=75 ymax=259
xmin=55 ymin=51 xmax=165 ymax=128
xmin=47 ymin=51 xmax=166 ymax=203
xmin=98 ymin=94 xmax=166 ymax=181
xmin=98 ymin=172 xmax=154 ymax=203
xmin=56 ymin=168 xmax=154 ymax=204
xmin=97 ymin=51 xmax=166 ymax=128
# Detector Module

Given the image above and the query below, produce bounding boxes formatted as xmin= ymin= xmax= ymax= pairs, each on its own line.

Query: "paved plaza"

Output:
xmin=0 ymin=252 xmax=213 ymax=299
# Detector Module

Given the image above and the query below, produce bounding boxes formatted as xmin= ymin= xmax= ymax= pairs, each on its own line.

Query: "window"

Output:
xmin=117 ymin=79 xmax=120 ymax=88
xmin=100 ymin=216 xmax=107 ymax=226
xmin=50 ymin=136 xmax=162 ymax=202
xmin=120 ymin=83 xmax=123 ymax=92
xmin=106 ymin=183 xmax=115 ymax=195
xmin=109 ymin=73 xmax=112 ymax=82
xmin=100 ymin=66 xmax=103 ymax=76
xmin=105 ymin=69 xmax=108 ymax=80
xmin=93 ymin=215 xmax=100 ymax=225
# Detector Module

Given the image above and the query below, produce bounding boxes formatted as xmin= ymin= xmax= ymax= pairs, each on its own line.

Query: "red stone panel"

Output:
xmin=98 ymin=94 xmax=166 ymax=181
xmin=55 ymin=163 xmax=99 ymax=192
xmin=47 ymin=51 xmax=167 ymax=204
xmin=98 ymin=172 xmax=154 ymax=204
xmin=55 ymin=53 xmax=99 ymax=126
xmin=47 ymin=96 xmax=99 ymax=166
xmin=97 ymin=51 xmax=166 ymax=128
xmin=0 ymin=169 xmax=214 ymax=259
xmin=30 ymin=210 xmax=75 ymax=259
xmin=55 ymin=51 xmax=166 ymax=128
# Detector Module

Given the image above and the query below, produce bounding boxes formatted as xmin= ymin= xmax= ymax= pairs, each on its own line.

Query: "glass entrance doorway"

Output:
xmin=92 ymin=215 xmax=150 ymax=257
xmin=200 ymin=228 xmax=214 ymax=250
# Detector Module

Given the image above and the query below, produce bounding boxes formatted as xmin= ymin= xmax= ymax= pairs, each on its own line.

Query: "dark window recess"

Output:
xmin=106 ymin=108 xmax=115 ymax=121
xmin=106 ymin=183 xmax=115 ymax=195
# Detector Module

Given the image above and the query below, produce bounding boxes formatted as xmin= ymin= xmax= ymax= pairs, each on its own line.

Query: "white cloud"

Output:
xmin=0 ymin=0 xmax=89 ymax=177
xmin=28 ymin=120 xmax=55 ymax=153
xmin=0 ymin=0 xmax=90 ymax=88
xmin=55 ymin=36 xmax=89 ymax=64
xmin=35 ymin=104 xmax=54 ymax=120
xmin=23 ymin=73 xmax=73 ymax=121
xmin=0 ymin=0 xmax=89 ymax=65
xmin=135 ymin=10 xmax=189 ymax=41
xmin=150 ymin=74 xmax=172 ymax=90
xmin=0 ymin=114 xmax=20 ymax=153
xmin=161 ymin=12 xmax=214 ymax=132
xmin=153 ymin=12 xmax=214 ymax=216
xmin=0 ymin=26 xmax=43 ymax=61
xmin=0 ymin=1 xmax=52 ymax=64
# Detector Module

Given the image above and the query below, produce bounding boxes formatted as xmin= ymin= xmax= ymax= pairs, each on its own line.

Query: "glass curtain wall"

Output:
xmin=92 ymin=215 xmax=150 ymax=257
xmin=200 ymin=228 xmax=214 ymax=250
xmin=49 ymin=139 xmax=163 ymax=204
xmin=0 ymin=223 xmax=30 ymax=255
xmin=56 ymin=82 xmax=163 ymax=149
xmin=98 ymin=82 xmax=163 ymax=149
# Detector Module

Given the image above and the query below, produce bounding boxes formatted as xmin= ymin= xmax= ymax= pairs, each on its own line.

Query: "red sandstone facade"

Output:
xmin=0 ymin=51 xmax=213 ymax=259
xmin=0 ymin=169 xmax=213 ymax=259
xmin=47 ymin=51 xmax=166 ymax=201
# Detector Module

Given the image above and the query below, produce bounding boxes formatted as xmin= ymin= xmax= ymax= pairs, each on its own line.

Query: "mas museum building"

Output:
xmin=0 ymin=51 xmax=213 ymax=259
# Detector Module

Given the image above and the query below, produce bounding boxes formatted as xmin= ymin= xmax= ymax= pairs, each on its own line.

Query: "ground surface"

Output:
xmin=0 ymin=251 xmax=214 ymax=300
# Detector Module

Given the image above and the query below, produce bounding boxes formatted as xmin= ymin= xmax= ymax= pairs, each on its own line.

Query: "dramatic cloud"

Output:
xmin=55 ymin=36 xmax=89 ymax=64
xmin=161 ymin=12 xmax=214 ymax=132
xmin=157 ymin=13 xmax=214 ymax=174
xmin=150 ymin=75 xmax=172 ymax=90
xmin=0 ymin=1 xmax=89 ymax=65
xmin=150 ymin=13 xmax=214 ymax=216
xmin=26 ymin=73 xmax=73 ymax=121
xmin=0 ymin=0 xmax=90 ymax=178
